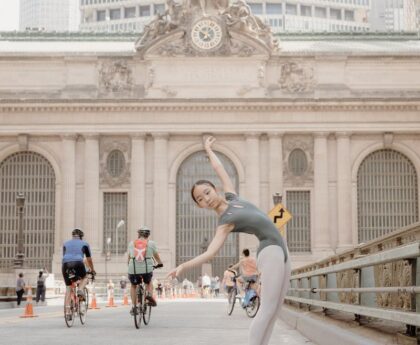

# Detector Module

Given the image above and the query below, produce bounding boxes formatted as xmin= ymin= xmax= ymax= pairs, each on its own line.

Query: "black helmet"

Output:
xmin=137 ymin=226 xmax=151 ymax=237
xmin=72 ymin=228 xmax=84 ymax=239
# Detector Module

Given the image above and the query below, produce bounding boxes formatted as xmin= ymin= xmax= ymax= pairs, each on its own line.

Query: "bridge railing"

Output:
xmin=285 ymin=222 xmax=420 ymax=336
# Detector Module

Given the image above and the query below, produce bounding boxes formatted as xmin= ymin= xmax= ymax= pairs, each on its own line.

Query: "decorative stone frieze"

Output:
xmin=283 ymin=135 xmax=314 ymax=186
xmin=1 ymin=102 xmax=420 ymax=113
xmin=99 ymin=137 xmax=131 ymax=187
xmin=278 ymin=62 xmax=316 ymax=94
xmin=98 ymin=59 xmax=134 ymax=96
xmin=337 ymin=269 xmax=359 ymax=304
xmin=374 ymin=260 xmax=413 ymax=310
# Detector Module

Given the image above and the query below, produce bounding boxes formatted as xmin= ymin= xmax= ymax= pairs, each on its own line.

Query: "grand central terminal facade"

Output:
xmin=0 ymin=1 xmax=419 ymax=281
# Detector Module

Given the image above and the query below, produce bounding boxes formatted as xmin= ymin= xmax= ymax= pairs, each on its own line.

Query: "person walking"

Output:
xmin=35 ymin=269 xmax=48 ymax=304
xmin=16 ymin=273 xmax=25 ymax=306
xmin=168 ymin=135 xmax=291 ymax=345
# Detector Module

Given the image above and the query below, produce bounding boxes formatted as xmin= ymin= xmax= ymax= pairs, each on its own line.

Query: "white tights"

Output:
xmin=249 ymin=245 xmax=291 ymax=345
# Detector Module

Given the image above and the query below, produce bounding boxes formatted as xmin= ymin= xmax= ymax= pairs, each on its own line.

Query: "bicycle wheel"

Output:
xmin=134 ymin=290 xmax=142 ymax=329
xmin=79 ymin=288 xmax=89 ymax=325
xmin=245 ymin=295 xmax=260 ymax=318
xmin=143 ymin=299 xmax=152 ymax=325
xmin=227 ymin=288 xmax=236 ymax=316
xmin=64 ymin=299 xmax=75 ymax=328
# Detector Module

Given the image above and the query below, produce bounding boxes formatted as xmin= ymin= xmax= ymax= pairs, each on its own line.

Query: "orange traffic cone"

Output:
xmin=106 ymin=291 xmax=117 ymax=308
xmin=89 ymin=291 xmax=100 ymax=310
xmin=20 ymin=286 xmax=38 ymax=318
xmin=122 ymin=290 xmax=129 ymax=306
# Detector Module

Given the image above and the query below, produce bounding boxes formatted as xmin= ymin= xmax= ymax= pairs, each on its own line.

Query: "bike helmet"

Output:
xmin=137 ymin=226 xmax=151 ymax=237
xmin=72 ymin=228 xmax=84 ymax=239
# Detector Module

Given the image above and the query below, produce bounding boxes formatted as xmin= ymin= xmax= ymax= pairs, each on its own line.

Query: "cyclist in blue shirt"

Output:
xmin=62 ymin=228 xmax=96 ymax=308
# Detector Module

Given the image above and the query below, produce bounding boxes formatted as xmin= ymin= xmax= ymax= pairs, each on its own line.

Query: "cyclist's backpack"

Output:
xmin=132 ymin=239 xmax=149 ymax=262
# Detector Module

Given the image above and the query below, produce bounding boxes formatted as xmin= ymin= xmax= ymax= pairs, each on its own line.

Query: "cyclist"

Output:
xmin=62 ymin=228 xmax=96 ymax=312
xmin=231 ymin=248 xmax=259 ymax=293
xmin=127 ymin=226 xmax=163 ymax=315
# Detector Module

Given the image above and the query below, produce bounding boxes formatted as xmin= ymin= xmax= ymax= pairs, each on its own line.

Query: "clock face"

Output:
xmin=191 ymin=19 xmax=223 ymax=51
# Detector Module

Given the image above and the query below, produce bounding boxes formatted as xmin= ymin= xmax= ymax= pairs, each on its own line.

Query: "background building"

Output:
xmin=369 ymin=0 xmax=417 ymax=32
xmin=79 ymin=0 xmax=371 ymax=33
xmin=20 ymin=0 xmax=80 ymax=31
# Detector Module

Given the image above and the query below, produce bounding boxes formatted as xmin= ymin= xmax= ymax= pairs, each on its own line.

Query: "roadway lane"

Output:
xmin=0 ymin=299 xmax=315 ymax=345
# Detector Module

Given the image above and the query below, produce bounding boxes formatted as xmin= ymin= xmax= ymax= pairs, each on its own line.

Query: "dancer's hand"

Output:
xmin=167 ymin=264 xmax=185 ymax=279
xmin=204 ymin=135 xmax=216 ymax=151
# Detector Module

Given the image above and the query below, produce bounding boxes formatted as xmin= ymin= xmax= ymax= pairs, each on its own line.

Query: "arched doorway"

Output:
xmin=357 ymin=149 xmax=418 ymax=243
xmin=176 ymin=150 xmax=239 ymax=282
xmin=0 ymin=152 xmax=56 ymax=270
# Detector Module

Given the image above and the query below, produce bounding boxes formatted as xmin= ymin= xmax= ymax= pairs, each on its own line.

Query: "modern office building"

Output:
xmin=20 ymin=0 xmax=80 ymax=32
xmin=369 ymin=0 xmax=417 ymax=32
xmin=79 ymin=0 xmax=371 ymax=33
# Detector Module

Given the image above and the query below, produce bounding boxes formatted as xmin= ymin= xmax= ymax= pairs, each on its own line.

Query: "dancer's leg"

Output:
xmin=249 ymin=246 xmax=287 ymax=345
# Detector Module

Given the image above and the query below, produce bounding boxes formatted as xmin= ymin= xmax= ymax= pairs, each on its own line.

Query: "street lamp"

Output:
xmin=115 ymin=220 xmax=125 ymax=257
xmin=272 ymin=192 xmax=282 ymax=205
xmin=105 ymin=237 xmax=111 ymax=283
xmin=14 ymin=193 xmax=26 ymax=268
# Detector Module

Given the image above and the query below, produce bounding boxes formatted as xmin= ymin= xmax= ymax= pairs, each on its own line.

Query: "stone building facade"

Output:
xmin=1 ymin=2 xmax=420 ymax=280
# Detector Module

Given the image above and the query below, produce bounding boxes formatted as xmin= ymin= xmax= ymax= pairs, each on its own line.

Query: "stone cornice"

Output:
xmin=2 ymin=100 xmax=420 ymax=113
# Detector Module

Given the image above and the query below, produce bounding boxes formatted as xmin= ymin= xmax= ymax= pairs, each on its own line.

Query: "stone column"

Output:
xmin=336 ymin=132 xmax=353 ymax=251
xmin=83 ymin=134 xmax=100 ymax=251
xmin=245 ymin=133 xmax=261 ymax=251
xmin=313 ymin=132 xmax=333 ymax=255
xmin=268 ymin=132 xmax=284 ymax=204
xmin=153 ymin=132 xmax=169 ymax=249
xmin=130 ymin=133 xmax=146 ymax=240
xmin=61 ymin=134 xmax=77 ymax=244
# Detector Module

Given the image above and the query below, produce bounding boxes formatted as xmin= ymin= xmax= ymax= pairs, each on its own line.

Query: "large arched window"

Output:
xmin=0 ymin=152 xmax=56 ymax=270
xmin=357 ymin=149 xmax=418 ymax=243
xmin=176 ymin=150 xmax=239 ymax=282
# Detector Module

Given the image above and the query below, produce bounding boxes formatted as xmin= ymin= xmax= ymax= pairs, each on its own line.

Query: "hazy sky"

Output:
xmin=0 ymin=1 xmax=19 ymax=31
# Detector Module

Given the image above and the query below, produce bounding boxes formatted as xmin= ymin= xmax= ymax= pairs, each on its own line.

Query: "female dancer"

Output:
xmin=168 ymin=136 xmax=291 ymax=345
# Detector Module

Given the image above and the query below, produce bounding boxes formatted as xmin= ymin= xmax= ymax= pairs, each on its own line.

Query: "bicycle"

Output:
xmin=226 ymin=275 xmax=260 ymax=318
xmin=133 ymin=264 xmax=163 ymax=329
xmin=64 ymin=270 xmax=95 ymax=328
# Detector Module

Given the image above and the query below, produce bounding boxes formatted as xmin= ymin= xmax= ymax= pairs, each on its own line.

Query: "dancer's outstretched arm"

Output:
xmin=204 ymin=136 xmax=235 ymax=194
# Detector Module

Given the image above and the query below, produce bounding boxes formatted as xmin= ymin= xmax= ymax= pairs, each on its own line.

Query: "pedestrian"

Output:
xmin=214 ymin=276 xmax=220 ymax=297
xmin=222 ymin=265 xmax=237 ymax=295
xmin=168 ymin=135 xmax=291 ymax=345
xmin=16 ymin=273 xmax=25 ymax=306
xmin=36 ymin=268 xmax=48 ymax=304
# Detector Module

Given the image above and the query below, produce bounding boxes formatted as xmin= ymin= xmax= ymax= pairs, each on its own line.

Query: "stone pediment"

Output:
xmin=135 ymin=0 xmax=278 ymax=58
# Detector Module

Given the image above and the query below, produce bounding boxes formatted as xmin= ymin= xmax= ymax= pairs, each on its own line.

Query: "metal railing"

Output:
xmin=285 ymin=222 xmax=420 ymax=336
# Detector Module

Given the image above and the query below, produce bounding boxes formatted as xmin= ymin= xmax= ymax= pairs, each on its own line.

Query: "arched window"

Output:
xmin=0 ymin=152 xmax=56 ymax=270
xmin=106 ymin=149 xmax=125 ymax=177
xmin=288 ymin=148 xmax=308 ymax=176
xmin=176 ymin=151 xmax=239 ymax=282
xmin=357 ymin=149 xmax=418 ymax=243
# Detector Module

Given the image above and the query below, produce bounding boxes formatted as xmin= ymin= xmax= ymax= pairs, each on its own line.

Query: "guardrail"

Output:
xmin=285 ymin=222 xmax=420 ymax=338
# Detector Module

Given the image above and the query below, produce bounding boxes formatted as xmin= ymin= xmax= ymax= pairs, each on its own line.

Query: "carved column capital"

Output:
xmin=83 ymin=133 xmax=100 ymax=140
xmin=60 ymin=133 xmax=78 ymax=141
xmin=152 ymin=132 xmax=169 ymax=140
xmin=245 ymin=132 xmax=262 ymax=139
xmin=313 ymin=132 xmax=330 ymax=139
xmin=267 ymin=131 xmax=285 ymax=139
xmin=130 ymin=132 xmax=147 ymax=140
xmin=335 ymin=131 xmax=352 ymax=139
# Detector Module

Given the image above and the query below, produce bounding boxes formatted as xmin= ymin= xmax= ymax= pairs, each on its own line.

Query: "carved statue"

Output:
xmin=183 ymin=0 xmax=228 ymax=16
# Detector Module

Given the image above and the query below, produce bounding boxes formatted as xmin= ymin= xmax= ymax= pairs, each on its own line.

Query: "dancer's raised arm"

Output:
xmin=204 ymin=136 xmax=236 ymax=194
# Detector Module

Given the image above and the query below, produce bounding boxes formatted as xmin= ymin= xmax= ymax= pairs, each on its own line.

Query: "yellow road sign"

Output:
xmin=268 ymin=203 xmax=292 ymax=236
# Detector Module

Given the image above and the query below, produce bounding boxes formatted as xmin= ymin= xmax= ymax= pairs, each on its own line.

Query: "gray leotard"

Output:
xmin=218 ymin=193 xmax=288 ymax=262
